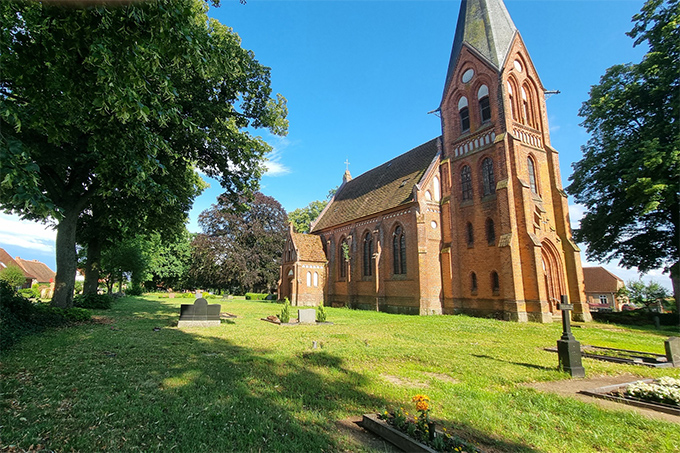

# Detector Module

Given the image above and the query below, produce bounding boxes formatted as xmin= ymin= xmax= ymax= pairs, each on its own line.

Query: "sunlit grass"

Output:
xmin=1 ymin=295 xmax=679 ymax=452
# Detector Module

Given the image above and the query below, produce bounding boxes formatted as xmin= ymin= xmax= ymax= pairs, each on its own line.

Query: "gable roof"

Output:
xmin=311 ymin=138 xmax=440 ymax=232
xmin=0 ymin=248 xmax=34 ymax=278
xmin=583 ymin=267 xmax=624 ymax=293
xmin=290 ymin=232 xmax=326 ymax=262
xmin=15 ymin=257 xmax=55 ymax=283
xmin=443 ymin=0 xmax=517 ymax=97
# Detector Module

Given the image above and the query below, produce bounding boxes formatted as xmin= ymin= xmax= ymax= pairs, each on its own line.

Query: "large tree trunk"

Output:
xmin=671 ymin=262 xmax=679 ymax=323
xmin=83 ymin=238 xmax=102 ymax=295
xmin=52 ymin=208 xmax=79 ymax=308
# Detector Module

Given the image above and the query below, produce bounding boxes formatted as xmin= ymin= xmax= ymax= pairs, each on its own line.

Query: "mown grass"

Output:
xmin=1 ymin=296 xmax=679 ymax=452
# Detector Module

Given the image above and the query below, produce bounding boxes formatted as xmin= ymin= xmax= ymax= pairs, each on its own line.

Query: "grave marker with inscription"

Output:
xmin=178 ymin=297 xmax=221 ymax=328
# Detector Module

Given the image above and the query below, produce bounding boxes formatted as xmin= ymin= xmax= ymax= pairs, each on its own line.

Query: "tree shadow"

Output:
xmin=471 ymin=353 xmax=555 ymax=371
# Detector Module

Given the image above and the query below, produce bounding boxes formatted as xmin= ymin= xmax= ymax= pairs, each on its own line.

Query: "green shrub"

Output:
xmin=0 ymin=281 xmax=91 ymax=351
xmin=245 ymin=293 xmax=268 ymax=300
xmin=73 ymin=293 xmax=113 ymax=310
xmin=181 ymin=292 xmax=195 ymax=299
xmin=592 ymin=311 xmax=679 ymax=326
xmin=316 ymin=304 xmax=327 ymax=322
xmin=127 ymin=284 xmax=144 ymax=296
xmin=19 ymin=288 xmax=36 ymax=298
xmin=279 ymin=298 xmax=291 ymax=323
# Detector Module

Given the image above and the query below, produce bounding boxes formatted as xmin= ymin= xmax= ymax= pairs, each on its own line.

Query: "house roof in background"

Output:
xmin=15 ymin=257 xmax=55 ymax=283
xmin=0 ymin=248 xmax=35 ymax=279
xmin=583 ymin=266 xmax=624 ymax=293
xmin=312 ymin=137 xmax=440 ymax=232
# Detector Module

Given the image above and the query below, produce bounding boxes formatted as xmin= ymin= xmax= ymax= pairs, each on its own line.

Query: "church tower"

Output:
xmin=438 ymin=0 xmax=591 ymax=322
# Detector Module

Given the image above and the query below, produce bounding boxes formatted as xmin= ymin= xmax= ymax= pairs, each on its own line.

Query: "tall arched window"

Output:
xmin=363 ymin=232 xmax=373 ymax=277
xmin=458 ymin=97 xmax=470 ymax=132
xmin=478 ymin=85 xmax=491 ymax=123
xmin=527 ymin=157 xmax=538 ymax=193
xmin=313 ymin=272 xmax=319 ymax=287
xmin=339 ymin=238 xmax=348 ymax=279
xmin=433 ymin=176 xmax=441 ymax=202
xmin=466 ymin=222 xmax=474 ymax=247
xmin=471 ymin=272 xmax=478 ymax=293
xmin=521 ymin=86 xmax=532 ymax=127
xmin=482 ymin=157 xmax=495 ymax=196
xmin=491 ymin=271 xmax=500 ymax=294
xmin=461 ymin=165 xmax=472 ymax=201
xmin=393 ymin=226 xmax=407 ymax=275
xmin=306 ymin=271 xmax=312 ymax=287
xmin=507 ymin=81 xmax=517 ymax=121
xmin=486 ymin=218 xmax=496 ymax=245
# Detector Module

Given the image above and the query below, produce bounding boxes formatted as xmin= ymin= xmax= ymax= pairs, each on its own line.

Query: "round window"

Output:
xmin=462 ymin=69 xmax=474 ymax=83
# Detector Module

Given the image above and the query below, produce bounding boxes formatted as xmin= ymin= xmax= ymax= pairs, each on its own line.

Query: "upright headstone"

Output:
xmin=665 ymin=337 xmax=680 ymax=367
xmin=298 ymin=308 xmax=316 ymax=324
xmin=178 ymin=297 xmax=221 ymax=328
xmin=557 ymin=295 xmax=585 ymax=378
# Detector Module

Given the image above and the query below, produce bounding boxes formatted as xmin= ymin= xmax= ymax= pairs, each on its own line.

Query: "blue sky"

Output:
xmin=1 ymin=0 xmax=671 ymax=290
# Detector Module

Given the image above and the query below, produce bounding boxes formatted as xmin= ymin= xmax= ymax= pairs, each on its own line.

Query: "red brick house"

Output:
xmin=583 ymin=267 xmax=626 ymax=312
xmin=278 ymin=0 xmax=590 ymax=322
xmin=0 ymin=248 xmax=34 ymax=288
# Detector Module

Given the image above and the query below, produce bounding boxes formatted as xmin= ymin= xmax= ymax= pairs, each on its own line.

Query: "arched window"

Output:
xmin=339 ymin=238 xmax=348 ymax=279
xmin=461 ymin=165 xmax=473 ymax=201
xmin=433 ymin=176 xmax=441 ymax=202
xmin=507 ymin=81 xmax=517 ymax=121
xmin=458 ymin=97 xmax=470 ymax=132
xmin=491 ymin=271 xmax=500 ymax=293
xmin=306 ymin=271 xmax=312 ymax=287
xmin=521 ymin=86 xmax=532 ymax=127
xmin=482 ymin=158 xmax=495 ymax=196
xmin=393 ymin=226 xmax=406 ymax=275
xmin=478 ymin=85 xmax=491 ymax=123
xmin=471 ymin=272 xmax=478 ymax=293
xmin=313 ymin=272 xmax=319 ymax=287
xmin=527 ymin=157 xmax=538 ymax=193
xmin=363 ymin=232 xmax=373 ymax=277
xmin=486 ymin=218 xmax=496 ymax=246
xmin=466 ymin=222 xmax=474 ymax=247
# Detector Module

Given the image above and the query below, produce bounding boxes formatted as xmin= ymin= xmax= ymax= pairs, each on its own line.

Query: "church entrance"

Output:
xmin=541 ymin=240 xmax=565 ymax=314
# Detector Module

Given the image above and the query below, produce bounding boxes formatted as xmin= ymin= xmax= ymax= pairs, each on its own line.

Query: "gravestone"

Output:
xmin=298 ymin=308 xmax=316 ymax=324
xmin=556 ymin=295 xmax=585 ymax=378
xmin=178 ymin=297 xmax=221 ymax=328
xmin=665 ymin=337 xmax=680 ymax=367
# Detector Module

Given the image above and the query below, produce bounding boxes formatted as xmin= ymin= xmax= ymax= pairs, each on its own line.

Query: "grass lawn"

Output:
xmin=2 ymin=295 xmax=679 ymax=452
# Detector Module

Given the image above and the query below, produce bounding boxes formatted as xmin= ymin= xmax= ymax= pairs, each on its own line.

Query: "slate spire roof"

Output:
xmin=443 ymin=0 xmax=517 ymax=95
xmin=311 ymin=138 xmax=440 ymax=232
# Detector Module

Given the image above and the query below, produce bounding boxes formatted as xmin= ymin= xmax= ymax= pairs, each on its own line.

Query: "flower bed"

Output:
xmin=370 ymin=395 xmax=480 ymax=453
xmin=580 ymin=377 xmax=680 ymax=416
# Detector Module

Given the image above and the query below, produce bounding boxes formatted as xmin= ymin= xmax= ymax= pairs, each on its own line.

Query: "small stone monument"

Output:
xmin=298 ymin=308 xmax=316 ymax=324
xmin=665 ymin=337 xmax=680 ymax=367
xmin=557 ymin=295 xmax=585 ymax=378
xmin=178 ymin=297 xmax=221 ymax=328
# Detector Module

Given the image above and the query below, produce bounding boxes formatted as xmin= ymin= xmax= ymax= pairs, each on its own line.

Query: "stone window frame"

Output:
xmin=392 ymin=224 xmax=407 ymax=276
xmin=306 ymin=271 xmax=312 ymax=287
xmin=481 ymin=157 xmax=495 ymax=196
xmin=461 ymin=165 xmax=473 ymax=201
xmin=362 ymin=230 xmax=374 ymax=277
xmin=491 ymin=271 xmax=500 ymax=295
xmin=486 ymin=218 xmax=496 ymax=246
xmin=313 ymin=272 xmax=319 ymax=287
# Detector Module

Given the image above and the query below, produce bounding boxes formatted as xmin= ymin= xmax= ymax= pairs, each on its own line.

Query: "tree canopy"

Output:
xmin=287 ymin=187 xmax=337 ymax=234
xmin=567 ymin=0 xmax=679 ymax=304
xmin=190 ymin=192 xmax=287 ymax=294
xmin=0 ymin=0 xmax=288 ymax=307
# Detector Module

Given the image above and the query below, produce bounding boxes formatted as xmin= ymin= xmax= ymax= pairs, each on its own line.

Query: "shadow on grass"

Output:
xmin=471 ymin=353 xmax=555 ymax=371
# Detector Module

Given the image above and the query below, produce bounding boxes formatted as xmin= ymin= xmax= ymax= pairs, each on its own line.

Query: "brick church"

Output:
xmin=278 ymin=0 xmax=591 ymax=322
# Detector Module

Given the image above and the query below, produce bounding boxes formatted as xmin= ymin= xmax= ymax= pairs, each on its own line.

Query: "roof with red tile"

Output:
xmin=15 ymin=257 xmax=55 ymax=283
xmin=311 ymin=138 xmax=440 ymax=232
xmin=0 ymin=248 xmax=34 ymax=278
xmin=291 ymin=232 xmax=326 ymax=262
xmin=583 ymin=267 xmax=624 ymax=293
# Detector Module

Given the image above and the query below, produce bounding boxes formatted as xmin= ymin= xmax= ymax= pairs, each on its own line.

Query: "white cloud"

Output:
xmin=0 ymin=213 xmax=56 ymax=253
xmin=263 ymin=135 xmax=292 ymax=177
xmin=567 ymin=202 xmax=586 ymax=231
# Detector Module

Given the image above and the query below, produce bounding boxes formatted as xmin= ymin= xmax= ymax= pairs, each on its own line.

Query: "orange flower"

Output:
xmin=415 ymin=400 xmax=429 ymax=412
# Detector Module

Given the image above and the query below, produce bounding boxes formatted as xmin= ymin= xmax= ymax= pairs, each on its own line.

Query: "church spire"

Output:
xmin=443 ymin=0 xmax=517 ymax=95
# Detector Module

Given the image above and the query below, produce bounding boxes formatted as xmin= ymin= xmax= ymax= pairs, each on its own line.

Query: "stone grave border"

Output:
xmin=360 ymin=414 xmax=437 ymax=453
xmin=545 ymin=345 xmax=672 ymax=368
xmin=579 ymin=380 xmax=680 ymax=416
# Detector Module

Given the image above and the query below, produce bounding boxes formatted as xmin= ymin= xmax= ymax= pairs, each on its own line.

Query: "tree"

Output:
xmin=0 ymin=265 xmax=27 ymax=289
xmin=190 ymin=192 xmax=287 ymax=294
xmin=143 ymin=230 xmax=194 ymax=291
xmin=0 ymin=0 xmax=288 ymax=308
xmin=287 ymin=187 xmax=337 ymax=233
xmin=567 ymin=0 xmax=680 ymax=310
xmin=622 ymin=280 xmax=670 ymax=312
